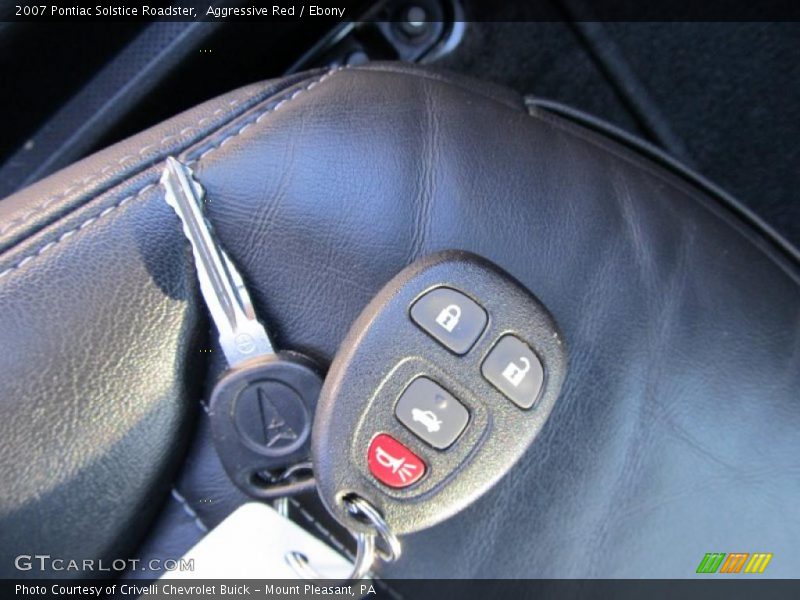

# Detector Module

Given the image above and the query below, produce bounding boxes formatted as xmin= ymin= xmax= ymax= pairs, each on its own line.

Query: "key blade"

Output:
xmin=161 ymin=157 xmax=274 ymax=366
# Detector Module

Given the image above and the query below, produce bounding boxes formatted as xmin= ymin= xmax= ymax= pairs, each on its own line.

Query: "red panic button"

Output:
xmin=367 ymin=434 xmax=426 ymax=488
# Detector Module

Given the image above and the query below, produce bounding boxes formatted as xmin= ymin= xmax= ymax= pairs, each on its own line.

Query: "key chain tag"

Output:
xmin=160 ymin=502 xmax=359 ymax=581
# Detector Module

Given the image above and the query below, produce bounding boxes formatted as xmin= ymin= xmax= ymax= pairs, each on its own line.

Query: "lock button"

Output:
xmin=436 ymin=304 xmax=462 ymax=332
xmin=481 ymin=334 xmax=544 ymax=409
xmin=410 ymin=287 xmax=487 ymax=355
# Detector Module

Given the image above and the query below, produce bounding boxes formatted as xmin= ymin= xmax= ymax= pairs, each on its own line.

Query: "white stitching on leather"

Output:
xmin=193 ymin=69 xmax=338 ymax=163
xmin=0 ymin=89 xmax=264 ymax=237
xmin=286 ymin=497 xmax=404 ymax=600
xmin=373 ymin=579 xmax=403 ymax=600
xmin=171 ymin=487 xmax=209 ymax=533
xmin=0 ymin=69 xmax=339 ymax=281
xmin=0 ymin=184 xmax=157 ymax=279
xmin=287 ymin=497 xmax=353 ymax=559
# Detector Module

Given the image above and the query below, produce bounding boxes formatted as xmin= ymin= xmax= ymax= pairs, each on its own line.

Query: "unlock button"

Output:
xmin=482 ymin=335 xmax=544 ymax=409
xmin=410 ymin=287 xmax=487 ymax=355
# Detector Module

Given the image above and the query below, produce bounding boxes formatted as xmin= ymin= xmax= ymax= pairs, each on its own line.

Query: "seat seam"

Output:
xmin=0 ymin=68 xmax=340 ymax=281
xmin=170 ymin=487 xmax=209 ymax=533
xmin=526 ymin=101 xmax=800 ymax=281
xmin=527 ymin=97 xmax=800 ymax=271
xmin=351 ymin=63 xmax=524 ymax=111
xmin=287 ymin=497 xmax=354 ymax=560
xmin=286 ymin=498 xmax=404 ymax=598
xmin=0 ymin=87 xmax=268 ymax=238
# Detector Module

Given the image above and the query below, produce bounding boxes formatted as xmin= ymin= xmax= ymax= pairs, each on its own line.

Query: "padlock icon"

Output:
xmin=435 ymin=304 xmax=461 ymax=332
xmin=502 ymin=357 xmax=531 ymax=387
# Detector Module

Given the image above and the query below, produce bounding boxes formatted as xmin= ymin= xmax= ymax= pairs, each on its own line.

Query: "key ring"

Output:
xmin=271 ymin=461 xmax=314 ymax=517
xmin=284 ymin=494 xmax=400 ymax=581
xmin=344 ymin=496 xmax=401 ymax=562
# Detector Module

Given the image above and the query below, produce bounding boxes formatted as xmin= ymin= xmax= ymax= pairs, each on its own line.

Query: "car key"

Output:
xmin=161 ymin=157 xmax=322 ymax=499
xmin=310 ymin=250 xmax=568 ymax=542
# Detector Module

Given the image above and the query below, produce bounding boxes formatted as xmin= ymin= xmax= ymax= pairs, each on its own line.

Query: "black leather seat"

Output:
xmin=1 ymin=63 xmax=798 ymax=579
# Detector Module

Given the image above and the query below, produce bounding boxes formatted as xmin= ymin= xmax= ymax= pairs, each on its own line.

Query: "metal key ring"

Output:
xmin=272 ymin=461 xmax=314 ymax=518
xmin=343 ymin=495 xmax=402 ymax=563
xmin=284 ymin=494 xmax=400 ymax=582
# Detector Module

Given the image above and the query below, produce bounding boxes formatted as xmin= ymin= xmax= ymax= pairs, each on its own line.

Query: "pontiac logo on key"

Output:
xmin=233 ymin=381 xmax=309 ymax=456
xmin=257 ymin=387 xmax=299 ymax=448
xmin=368 ymin=434 xmax=426 ymax=488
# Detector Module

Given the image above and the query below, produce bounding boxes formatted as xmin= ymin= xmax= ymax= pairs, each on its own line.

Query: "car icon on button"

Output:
xmin=412 ymin=408 xmax=442 ymax=433
xmin=396 ymin=377 xmax=470 ymax=449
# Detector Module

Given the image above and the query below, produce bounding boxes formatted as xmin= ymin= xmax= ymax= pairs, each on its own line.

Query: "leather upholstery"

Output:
xmin=1 ymin=63 xmax=798 ymax=579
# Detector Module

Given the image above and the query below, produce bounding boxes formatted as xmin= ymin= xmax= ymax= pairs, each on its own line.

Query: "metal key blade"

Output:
xmin=161 ymin=156 xmax=274 ymax=366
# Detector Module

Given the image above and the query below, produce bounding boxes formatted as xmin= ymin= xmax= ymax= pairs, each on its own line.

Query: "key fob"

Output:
xmin=312 ymin=250 xmax=568 ymax=535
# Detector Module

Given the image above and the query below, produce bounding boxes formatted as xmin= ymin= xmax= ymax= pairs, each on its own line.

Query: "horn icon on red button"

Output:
xmin=368 ymin=434 xmax=426 ymax=488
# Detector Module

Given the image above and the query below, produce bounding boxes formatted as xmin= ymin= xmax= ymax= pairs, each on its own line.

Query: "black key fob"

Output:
xmin=312 ymin=250 xmax=568 ymax=535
